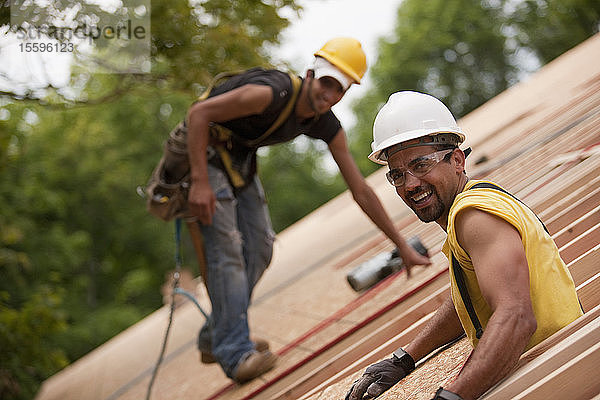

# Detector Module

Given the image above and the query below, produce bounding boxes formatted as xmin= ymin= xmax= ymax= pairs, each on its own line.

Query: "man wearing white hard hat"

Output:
xmin=346 ymin=91 xmax=582 ymax=400
xmin=185 ymin=41 xmax=431 ymax=383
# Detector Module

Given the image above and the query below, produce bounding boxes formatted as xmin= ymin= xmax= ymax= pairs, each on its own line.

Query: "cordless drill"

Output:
xmin=346 ymin=236 xmax=428 ymax=292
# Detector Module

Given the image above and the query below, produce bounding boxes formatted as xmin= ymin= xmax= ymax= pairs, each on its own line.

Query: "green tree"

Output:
xmin=152 ymin=0 xmax=299 ymax=91
xmin=1 ymin=0 xmax=300 ymax=102
xmin=0 ymin=289 xmax=68 ymax=400
xmin=348 ymin=0 xmax=600 ymax=176
xmin=0 ymin=1 xmax=302 ymax=397
xmin=258 ymin=141 xmax=345 ymax=233
xmin=0 ymin=103 xmax=70 ymax=400
xmin=509 ymin=0 xmax=600 ymax=64
xmin=0 ymin=91 xmax=181 ymax=386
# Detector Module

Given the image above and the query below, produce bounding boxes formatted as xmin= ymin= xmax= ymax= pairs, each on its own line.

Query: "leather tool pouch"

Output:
xmin=144 ymin=122 xmax=194 ymax=222
xmin=144 ymin=122 xmax=257 ymax=222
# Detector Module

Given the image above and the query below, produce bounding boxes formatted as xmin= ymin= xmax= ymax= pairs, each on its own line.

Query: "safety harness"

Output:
xmin=144 ymin=70 xmax=302 ymax=221
xmin=197 ymin=70 xmax=302 ymax=188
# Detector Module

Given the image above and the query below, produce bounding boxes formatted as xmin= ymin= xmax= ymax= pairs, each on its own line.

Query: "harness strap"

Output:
xmin=451 ymin=253 xmax=484 ymax=339
xmin=213 ymin=144 xmax=247 ymax=188
xmin=199 ymin=71 xmax=302 ymax=188
xmin=468 ymin=182 xmax=549 ymax=233
xmin=197 ymin=70 xmax=245 ymax=101
xmin=241 ymin=73 xmax=302 ymax=147
xmin=207 ymin=72 xmax=302 ymax=148
xmin=450 ymin=182 xmax=550 ymax=340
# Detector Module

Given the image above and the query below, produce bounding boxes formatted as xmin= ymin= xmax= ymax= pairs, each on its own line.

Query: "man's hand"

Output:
xmin=188 ymin=181 xmax=216 ymax=225
xmin=400 ymin=244 xmax=431 ymax=268
xmin=397 ymin=244 xmax=431 ymax=278
xmin=345 ymin=351 xmax=415 ymax=400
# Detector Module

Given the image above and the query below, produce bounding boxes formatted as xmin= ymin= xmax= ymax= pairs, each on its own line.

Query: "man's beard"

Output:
xmin=405 ymin=184 xmax=446 ymax=223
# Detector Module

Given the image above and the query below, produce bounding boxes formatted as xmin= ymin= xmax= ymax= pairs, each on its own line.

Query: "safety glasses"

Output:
xmin=386 ymin=149 xmax=454 ymax=187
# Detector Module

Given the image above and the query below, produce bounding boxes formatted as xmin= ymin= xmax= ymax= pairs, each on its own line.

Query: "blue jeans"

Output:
xmin=197 ymin=163 xmax=275 ymax=378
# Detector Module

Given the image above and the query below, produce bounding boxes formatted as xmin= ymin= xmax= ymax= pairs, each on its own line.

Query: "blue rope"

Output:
xmin=174 ymin=218 xmax=183 ymax=270
xmin=174 ymin=287 xmax=209 ymax=319
xmin=146 ymin=219 xmax=209 ymax=400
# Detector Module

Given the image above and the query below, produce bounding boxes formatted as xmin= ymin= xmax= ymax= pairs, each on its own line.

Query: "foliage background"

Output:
xmin=0 ymin=0 xmax=598 ymax=398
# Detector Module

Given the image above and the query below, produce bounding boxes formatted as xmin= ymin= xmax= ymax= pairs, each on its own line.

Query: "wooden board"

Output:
xmin=264 ymin=284 xmax=449 ymax=399
xmin=482 ymin=308 xmax=600 ymax=399
xmin=513 ymin=341 xmax=600 ymax=399
xmin=301 ymin=242 xmax=600 ymax=400
xmin=553 ymin=205 xmax=600 ymax=248
xmin=546 ymin=187 xmax=600 ymax=234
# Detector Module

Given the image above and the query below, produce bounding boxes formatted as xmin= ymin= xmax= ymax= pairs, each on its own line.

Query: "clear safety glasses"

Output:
xmin=386 ymin=149 xmax=454 ymax=187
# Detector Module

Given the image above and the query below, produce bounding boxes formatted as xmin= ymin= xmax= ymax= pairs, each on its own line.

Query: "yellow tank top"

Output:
xmin=442 ymin=180 xmax=582 ymax=350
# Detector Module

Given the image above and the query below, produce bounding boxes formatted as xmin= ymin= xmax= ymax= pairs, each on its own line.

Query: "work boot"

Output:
xmin=233 ymin=350 xmax=278 ymax=383
xmin=200 ymin=338 xmax=270 ymax=364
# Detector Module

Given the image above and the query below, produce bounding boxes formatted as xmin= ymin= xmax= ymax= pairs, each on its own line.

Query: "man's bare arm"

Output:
xmin=405 ymin=295 xmax=464 ymax=362
xmin=445 ymin=208 xmax=537 ymax=400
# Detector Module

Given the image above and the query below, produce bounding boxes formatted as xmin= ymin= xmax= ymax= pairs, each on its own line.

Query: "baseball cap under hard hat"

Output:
xmin=312 ymin=57 xmax=353 ymax=91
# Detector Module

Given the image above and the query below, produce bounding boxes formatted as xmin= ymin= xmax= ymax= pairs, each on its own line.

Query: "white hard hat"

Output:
xmin=369 ymin=91 xmax=465 ymax=165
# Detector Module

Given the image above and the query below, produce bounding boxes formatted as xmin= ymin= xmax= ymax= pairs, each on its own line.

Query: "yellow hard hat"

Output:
xmin=314 ymin=37 xmax=367 ymax=84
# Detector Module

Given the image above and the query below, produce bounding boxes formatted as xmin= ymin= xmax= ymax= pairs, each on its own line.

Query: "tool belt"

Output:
xmin=143 ymin=121 xmax=193 ymax=222
xmin=143 ymin=70 xmax=301 ymax=222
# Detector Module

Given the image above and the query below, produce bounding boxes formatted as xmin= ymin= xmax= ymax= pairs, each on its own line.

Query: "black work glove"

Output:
xmin=431 ymin=387 xmax=464 ymax=400
xmin=345 ymin=350 xmax=415 ymax=400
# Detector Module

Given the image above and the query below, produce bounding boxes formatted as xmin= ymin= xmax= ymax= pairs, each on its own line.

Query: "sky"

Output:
xmin=273 ymin=0 xmax=403 ymax=129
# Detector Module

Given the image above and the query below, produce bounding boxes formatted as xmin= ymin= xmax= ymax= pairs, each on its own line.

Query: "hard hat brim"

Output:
xmin=313 ymin=57 xmax=352 ymax=91
xmin=368 ymin=129 xmax=465 ymax=165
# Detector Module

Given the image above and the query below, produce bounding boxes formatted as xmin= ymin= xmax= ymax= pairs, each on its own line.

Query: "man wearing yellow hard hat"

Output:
xmin=187 ymin=38 xmax=431 ymax=383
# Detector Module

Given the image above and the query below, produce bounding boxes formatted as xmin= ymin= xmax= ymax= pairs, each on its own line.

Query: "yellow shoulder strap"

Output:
xmin=197 ymin=71 xmax=302 ymax=147
xmin=242 ymin=73 xmax=302 ymax=147
xmin=197 ymin=70 xmax=245 ymax=102
xmin=214 ymin=146 xmax=246 ymax=188
xmin=196 ymin=71 xmax=303 ymax=189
